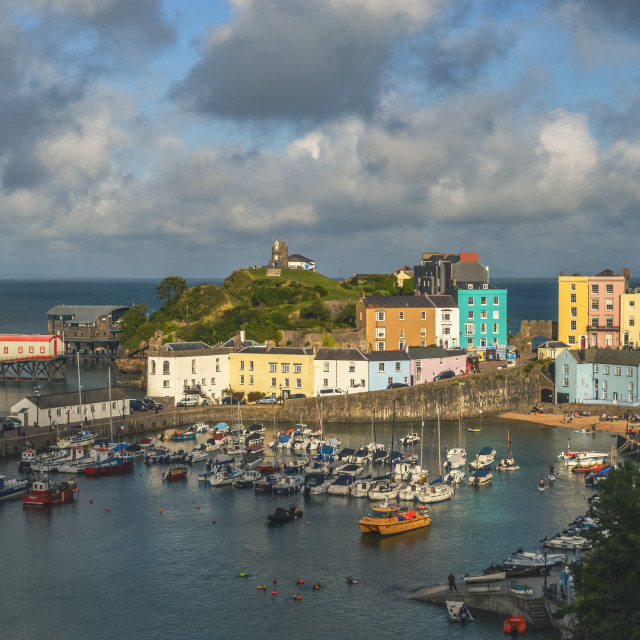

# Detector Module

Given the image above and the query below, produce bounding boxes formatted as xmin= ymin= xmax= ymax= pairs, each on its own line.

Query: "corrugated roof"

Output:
xmin=315 ymin=348 xmax=368 ymax=361
xmin=162 ymin=342 xmax=212 ymax=351
xmin=362 ymin=296 xmax=435 ymax=308
xmin=27 ymin=388 xmax=128 ymax=409
xmin=47 ymin=305 xmax=128 ymax=324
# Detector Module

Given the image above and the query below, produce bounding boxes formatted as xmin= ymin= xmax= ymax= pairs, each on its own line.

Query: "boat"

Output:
xmin=57 ymin=428 xmax=97 ymax=448
xmin=543 ymin=534 xmax=591 ymax=550
xmin=446 ymin=601 xmax=474 ymax=623
xmin=193 ymin=422 xmax=209 ymax=433
xmin=0 ymin=474 xmax=31 ymax=500
xmin=503 ymin=615 xmax=526 ymax=634
xmin=257 ymin=459 xmax=283 ymax=473
xmin=163 ymin=465 xmax=188 ymax=481
xmin=368 ymin=481 xmax=400 ymax=501
xmin=18 ymin=448 xmax=37 ymax=471
xmin=444 ymin=468 xmax=466 ymax=484
xmin=138 ymin=437 xmax=155 ymax=447
xmin=469 ymin=446 xmax=496 ymax=470
xmin=467 ymin=427 xmax=482 ymax=432
xmin=463 ymin=572 xmax=505 ymax=593
xmin=267 ymin=504 xmax=303 ymax=524
xmin=358 ymin=504 xmax=430 ymax=536
xmin=468 ymin=469 xmax=493 ymax=486
xmin=233 ymin=469 xmax=261 ymax=488
xmin=187 ymin=445 xmax=209 ymax=463
xmin=304 ymin=472 xmax=333 ymax=494
xmin=84 ymin=452 xmax=135 ymax=476
xmin=254 ymin=473 xmax=282 ymax=493
xmin=30 ymin=447 xmax=69 ymax=472
xmin=272 ymin=474 xmax=305 ymax=494
xmin=399 ymin=432 xmax=420 ymax=446
xmin=417 ymin=482 xmax=454 ymax=504
xmin=349 ymin=477 xmax=377 ymax=498
xmin=172 ymin=430 xmax=196 ymax=441
xmin=327 ymin=474 xmax=357 ymax=495
xmin=53 ymin=445 xmax=96 ymax=473
xmin=508 ymin=581 xmax=534 ymax=597
xmin=496 ymin=431 xmax=519 ymax=471
xmin=585 ymin=465 xmax=612 ymax=485
xmin=501 ymin=550 xmax=565 ymax=574
xmin=572 ymin=462 xmax=609 ymax=474
xmin=23 ymin=478 xmax=78 ymax=506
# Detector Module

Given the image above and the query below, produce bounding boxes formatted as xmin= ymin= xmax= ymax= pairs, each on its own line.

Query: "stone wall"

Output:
xmin=513 ymin=320 xmax=556 ymax=352
xmin=280 ymin=328 xmax=364 ymax=349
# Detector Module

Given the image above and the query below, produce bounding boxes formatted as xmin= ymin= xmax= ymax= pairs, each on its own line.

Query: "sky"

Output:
xmin=2 ymin=0 xmax=640 ymax=280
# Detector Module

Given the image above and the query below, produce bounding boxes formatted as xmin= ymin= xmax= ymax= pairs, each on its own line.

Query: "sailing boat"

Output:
xmin=418 ymin=412 xmax=454 ymax=503
xmin=496 ymin=430 xmax=519 ymax=471
xmin=446 ymin=412 xmax=466 ymax=471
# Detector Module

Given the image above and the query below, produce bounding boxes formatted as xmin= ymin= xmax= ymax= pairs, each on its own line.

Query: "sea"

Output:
xmin=0 ymin=277 xmax=578 ymax=639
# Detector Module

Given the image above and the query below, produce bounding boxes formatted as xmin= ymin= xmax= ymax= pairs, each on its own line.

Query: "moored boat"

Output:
xmin=84 ymin=452 xmax=135 ymax=476
xmin=358 ymin=504 xmax=430 ymax=536
xmin=468 ymin=469 xmax=493 ymax=486
xmin=464 ymin=572 xmax=505 ymax=593
xmin=446 ymin=601 xmax=474 ymax=623
xmin=163 ymin=465 xmax=188 ymax=481
xmin=23 ymin=478 xmax=78 ymax=506
xmin=0 ymin=475 xmax=31 ymax=500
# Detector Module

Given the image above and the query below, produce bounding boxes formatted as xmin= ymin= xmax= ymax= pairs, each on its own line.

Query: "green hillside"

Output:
xmin=120 ymin=270 xmax=405 ymax=351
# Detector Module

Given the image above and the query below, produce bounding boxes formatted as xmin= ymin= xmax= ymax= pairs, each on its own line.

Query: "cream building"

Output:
xmin=313 ymin=348 xmax=369 ymax=394
xmin=621 ymin=290 xmax=640 ymax=348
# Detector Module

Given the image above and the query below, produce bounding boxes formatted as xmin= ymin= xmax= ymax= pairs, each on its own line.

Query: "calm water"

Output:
xmin=0 ymin=417 xmax=606 ymax=639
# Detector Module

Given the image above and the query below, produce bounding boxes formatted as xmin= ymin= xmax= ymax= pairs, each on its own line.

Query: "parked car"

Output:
xmin=434 ymin=370 xmax=456 ymax=381
xmin=129 ymin=399 xmax=148 ymax=412
xmin=222 ymin=396 xmax=246 ymax=405
xmin=0 ymin=417 xmax=18 ymax=430
xmin=142 ymin=398 xmax=163 ymax=410
xmin=387 ymin=382 xmax=409 ymax=389
xmin=177 ymin=395 xmax=199 ymax=407
xmin=288 ymin=393 xmax=307 ymax=399
xmin=256 ymin=396 xmax=277 ymax=405
xmin=317 ymin=388 xmax=346 ymax=396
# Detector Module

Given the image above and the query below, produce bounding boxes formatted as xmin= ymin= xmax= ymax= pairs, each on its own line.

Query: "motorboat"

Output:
xmin=350 ymin=477 xmax=377 ymax=498
xmin=444 ymin=469 xmax=465 ymax=484
xmin=463 ymin=572 xmax=505 ymax=593
xmin=393 ymin=461 xmax=425 ymax=482
xmin=23 ymin=478 xmax=78 ymax=506
xmin=358 ymin=505 xmax=430 ymax=536
xmin=446 ymin=601 xmax=473 ymax=623
xmin=254 ymin=473 xmax=282 ymax=494
xmin=172 ymin=430 xmax=196 ymax=441
xmin=138 ymin=437 xmax=155 ymax=447
xmin=209 ymin=467 xmax=243 ymax=487
xmin=543 ymin=534 xmax=591 ymax=550
xmin=327 ymin=474 xmax=357 ymax=495
xmin=84 ymin=452 xmax=135 ymax=476
xmin=572 ymin=462 xmax=608 ymax=474
xmin=57 ymin=429 xmax=97 ymax=448
xmin=501 ymin=550 xmax=565 ymax=574
xmin=30 ymin=447 xmax=69 ymax=473
xmin=267 ymin=504 xmax=303 ymax=524
xmin=469 ymin=447 xmax=496 ymax=470
xmin=233 ymin=469 xmax=261 ymax=488
xmin=399 ymin=432 xmax=420 ymax=446
xmin=186 ymin=445 xmax=209 ymax=463
xmin=304 ymin=472 xmax=333 ymax=495
xmin=417 ymin=482 xmax=454 ymax=504
xmin=495 ymin=457 xmax=519 ymax=471
xmin=504 ymin=616 xmax=526 ymax=635
xmin=0 ymin=475 xmax=31 ymax=500
xmin=468 ymin=469 xmax=492 ymax=486
xmin=368 ymin=481 xmax=400 ymax=501
xmin=563 ymin=452 xmax=607 ymax=468
xmin=352 ymin=447 xmax=371 ymax=464
xmin=18 ymin=448 xmax=37 ymax=471
xmin=163 ymin=465 xmax=188 ymax=481
xmin=272 ymin=475 xmax=305 ymax=494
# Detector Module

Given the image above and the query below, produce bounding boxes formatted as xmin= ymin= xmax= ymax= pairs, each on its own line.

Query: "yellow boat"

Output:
xmin=358 ymin=505 xmax=430 ymax=536
xmin=467 ymin=427 xmax=482 ymax=432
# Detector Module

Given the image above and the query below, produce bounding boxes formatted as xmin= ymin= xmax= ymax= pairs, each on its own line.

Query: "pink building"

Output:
xmin=587 ymin=268 xmax=629 ymax=348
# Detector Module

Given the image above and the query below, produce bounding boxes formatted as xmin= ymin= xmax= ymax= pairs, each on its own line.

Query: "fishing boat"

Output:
xmin=267 ymin=503 xmax=303 ymax=524
xmin=446 ymin=601 xmax=474 ymax=623
xmin=23 ymin=478 xmax=78 ymax=506
xmin=84 ymin=452 xmax=135 ymax=476
xmin=463 ymin=571 xmax=505 ymax=593
xmin=0 ymin=475 xmax=31 ymax=500
xmin=468 ymin=469 xmax=493 ymax=486
xmin=172 ymin=430 xmax=196 ymax=441
xmin=163 ymin=465 xmax=188 ymax=481
xmin=18 ymin=448 xmax=37 ymax=471
xmin=358 ymin=504 xmax=430 ymax=536
xmin=57 ymin=428 xmax=97 ymax=448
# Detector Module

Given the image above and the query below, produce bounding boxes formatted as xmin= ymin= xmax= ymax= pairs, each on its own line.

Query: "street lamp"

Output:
xmin=279 ymin=384 xmax=283 ymax=405
xmin=34 ymin=385 xmax=40 ymax=428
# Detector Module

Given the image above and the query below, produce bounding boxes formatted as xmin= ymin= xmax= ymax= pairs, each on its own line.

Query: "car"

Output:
xmin=0 ymin=417 xmax=18 ymax=430
xmin=434 ymin=370 xmax=456 ymax=381
xmin=142 ymin=398 xmax=163 ymax=410
xmin=288 ymin=393 xmax=307 ymax=399
xmin=129 ymin=399 xmax=148 ymax=412
xmin=387 ymin=382 xmax=409 ymax=389
xmin=222 ymin=396 xmax=246 ymax=405
xmin=318 ymin=388 xmax=346 ymax=396
xmin=256 ymin=396 xmax=277 ymax=405
xmin=177 ymin=395 xmax=199 ymax=407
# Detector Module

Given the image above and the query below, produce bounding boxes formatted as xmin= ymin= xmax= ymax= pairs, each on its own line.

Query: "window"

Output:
xmin=421 ymin=328 xmax=426 ymax=337
xmin=444 ymin=327 xmax=450 ymax=335
xmin=630 ymin=382 xmax=635 ymax=392
xmin=399 ymin=329 xmax=404 ymax=338
xmin=282 ymin=363 xmax=290 ymax=373
xmin=606 ymin=317 xmax=614 ymax=328
xmin=376 ymin=327 xmax=386 ymax=338
xmin=570 ymin=320 xmax=577 ymax=331
xmin=615 ymin=366 xmax=621 ymax=376
xmin=399 ymin=311 xmax=404 ymax=320
xmin=630 ymin=317 xmax=635 ymax=327
xmin=240 ymin=360 xmax=244 ymax=371
xmin=271 ymin=378 xmax=277 ymax=387
xmin=211 ymin=377 xmax=215 ymax=385
xmin=481 ymin=296 xmax=487 ymax=305
xmin=594 ymin=364 xmax=599 ymax=372
xmin=570 ymin=293 xmax=576 ymax=303
xmin=467 ymin=337 xmax=474 ymax=346
xmin=591 ymin=299 xmax=599 ymax=310
xmin=163 ymin=360 xmax=170 ymax=375
xmin=606 ymin=284 xmax=613 ymax=294
xmin=421 ymin=311 xmax=426 ymax=320
xmin=284 ymin=378 xmax=289 ymax=388
xmin=376 ymin=341 xmax=385 ymax=351
xmin=479 ymin=310 xmax=486 ymax=319
xmin=215 ymin=358 xmax=220 ymax=372
xmin=388 ymin=377 xmax=393 ymax=386
xmin=630 ymin=300 xmax=635 ymax=310
xmin=191 ymin=359 xmax=197 ymax=374
xmin=603 ymin=380 xmax=608 ymax=390
xmin=493 ymin=310 xmax=499 ymax=319
xmin=151 ymin=361 xmax=156 ymax=375
xmin=376 ymin=311 xmax=385 ymax=321
xmin=40 ymin=346 xmax=45 ymax=354
xmin=421 ymin=341 xmax=427 ymax=347
xmin=294 ymin=364 xmax=302 ymax=373
xmin=570 ymin=307 xmax=577 ymax=318
xmin=323 ymin=362 xmax=329 ymax=372
xmin=627 ymin=368 xmax=633 ymax=377
xmin=591 ymin=317 xmax=598 ymax=328
xmin=630 ymin=393 xmax=635 ymax=403
xmin=570 ymin=283 xmax=576 ymax=291
xmin=468 ymin=310 xmax=474 ymax=320
xmin=603 ymin=391 xmax=608 ymax=400
xmin=269 ymin=363 xmax=277 ymax=372
xmin=249 ymin=361 xmax=254 ymax=371
xmin=349 ymin=362 xmax=355 ymax=372
xmin=568 ymin=336 xmax=576 ymax=345
xmin=163 ymin=380 xmax=170 ymax=388
xmin=591 ymin=284 xmax=599 ymax=294
xmin=296 ymin=379 xmax=302 ymax=388
xmin=417 ymin=374 xmax=422 ymax=383
xmin=563 ymin=364 xmax=569 ymax=374
xmin=443 ymin=313 xmax=450 ymax=321
xmin=604 ymin=366 xmax=610 ymax=375
xmin=562 ymin=378 xmax=569 ymax=387
xmin=465 ymin=323 xmax=474 ymax=335
xmin=240 ymin=375 xmax=245 ymax=385
xmin=250 ymin=375 xmax=254 ymax=385
xmin=493 ymin=323 xmax=498 ymax=333
xmin=323 ymin=378 xmax=328 ymax=387
xmin=202 ymin=378 xmax=206 ymax=386
xmin=605 ymin=299 xmax=613 ymax=311
xmin=361 ymin=379 xmax=365 ymax=387
xmin=493 ymin=297 xmax=499 ymax=305
xmin=379 ymin=362 xmax=385 ymax=372
xmin=468 ymin=284 xmax=473 ymax=289
xmin=18 ymin=346 xmax=23 ymax=353
xmin=395 ymin=362 xmax=401 ymax=371
xmin=350 ymin=379 xmax=356 ymax=387
xmin=605 ymin=333 xmax=613 ymax=346
xmin=481 ymin=323 xmax=486 ymax=334
xmin=468 ymin=298 xmax=474 ymax=306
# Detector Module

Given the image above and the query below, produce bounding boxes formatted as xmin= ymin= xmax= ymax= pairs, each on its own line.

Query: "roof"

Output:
xmin=446 ymin=349 xmax=468 ymax=357
xmin=218 ymin=336 xmax=263 ymax=348
xmin=239 ymin=346 xmax=313 ymax=355
xmin=451 ymin=282 xmax=499 ymax=291
xmin=288 ymin=253 xmax=314 ymax=262
xmin=368 ymin=350 xmax=410 ymax=361
xmin=46 ymin=305 xmax=128 ymax=323
xmin=426 ymin=295 xmax=457 ymax=308
xmin=315 ymin=348 xmax=368 ymax=361
xmin=407 ymin=346 xmax=448 ymax=359
xmin=594 ymin=269 xmax=620 ymax=278
xmin=361 ymin=296 xmax=435 ymax=308
xmin=162 ymin=342 xmax=212 ymax=352
xmin=538 ymin=341 xmax=569 ymax=349
xmin=563 ymin=348 xmax=640 ymax=366
xmin=0 ymin=335 xmax=62 ymax=342
xmin=25 ymin=387 xmax=128 ymax=410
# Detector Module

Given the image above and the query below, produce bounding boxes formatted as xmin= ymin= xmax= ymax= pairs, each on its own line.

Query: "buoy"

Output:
xmin=212 ymin=520 xmax=216 ymax=524
xmin=160 ymin=509 xmax=163 ymax=513
xmin=297 ymin=579 xmax=305 ymax=584
xmin=271 ymin=590 xmax=278 ymax=595
xmin=313 ymin=584 xmax=320 ymax=590
xmin=293 ymin=595 xmax=302 ymax=600
xmin=272 ymin=578 xmax=277 ymax=583
xmin=240 ymin=573 xmax=247 ymax=578
xmin=197 ymin=505 xmax=200 ymax=510
xmin=257 ymin=585 xmax=263 ymax=590
xmin=307 ymin=521 xmax=310 ymax=525
xmin=106 ymin=507 xmax=109 ymax=511
xmin=89 ymin=499 xmax=93 ymax=504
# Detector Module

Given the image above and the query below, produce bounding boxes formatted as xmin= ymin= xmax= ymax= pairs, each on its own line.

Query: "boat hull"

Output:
xmin=84 ymin=458 xmax=135 ymax=475
xmin=358 ymin=513 xmax=430 ymax=536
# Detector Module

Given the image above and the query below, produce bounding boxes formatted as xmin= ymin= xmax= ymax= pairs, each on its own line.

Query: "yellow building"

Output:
xmin=620 ymin=292 xmax=640 ymax=348
xmin=558 ymin=274 xmax=589 ymax=349
xmin=229 ymin=346 xmax=315 ymax=398
xmin=356 ymin=296 xmax=436 ymax=351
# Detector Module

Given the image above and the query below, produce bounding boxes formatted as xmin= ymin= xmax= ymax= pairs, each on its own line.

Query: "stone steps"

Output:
xmin=527 ymin=598 xmax=554 ymax=628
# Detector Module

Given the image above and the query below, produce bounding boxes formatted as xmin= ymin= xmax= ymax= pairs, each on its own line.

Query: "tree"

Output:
xmin=118 ymin=304 xmax=148 ymax=350
xmin=156 ymin=276 xmax=188 ymax=307
xmin=562 ymin=459 xmax=640 ymax=638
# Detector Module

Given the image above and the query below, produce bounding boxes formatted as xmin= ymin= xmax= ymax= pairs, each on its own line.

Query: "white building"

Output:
xmin=287 ymin=253 xmax=316 ymax=271
xmin=313 ymin=348 xmax=369 ymax=395
xmin=0 ymin=334 xmax=63 ymax=361
xmin=427 ymin=295 xmax=460 ymax=349
xmin=11 ymin=388 xmax=130 ymax=428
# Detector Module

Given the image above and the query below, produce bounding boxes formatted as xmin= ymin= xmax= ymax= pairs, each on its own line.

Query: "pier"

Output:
xmin=0 ymin=357 xmax=67 ymax=382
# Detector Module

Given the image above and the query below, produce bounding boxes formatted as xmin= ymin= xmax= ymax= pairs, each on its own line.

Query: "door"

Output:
xmin=580 ymin=336 xmax=586 ymax=349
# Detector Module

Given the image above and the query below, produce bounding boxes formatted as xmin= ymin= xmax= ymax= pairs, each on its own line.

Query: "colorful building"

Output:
xmin=407 ymin=346 xmax=467 ymax=384
xmin=426 ymin=295 xmax=459 ymax=349
xmin=587 ymin=269 xmax=627 ymax=349
xmin=621 ymin=287 xmax=640 ymax=348
xmin=356 ymin=295 xmax=437 ymax=351
xmin=367 ymin=351 xmax=411 ymax=391
xmin=557 ymin=273 xmax=589 ymax=349
xmin=314 ymin=348 xmax=369 ymax=394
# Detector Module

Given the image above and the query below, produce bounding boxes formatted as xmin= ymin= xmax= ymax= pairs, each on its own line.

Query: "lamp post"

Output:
xmin=48 ymin=409 xmax=52 ymax=432
xmin=34 ymin=385 xmax=40 ymax=428
xmin=279 ymin=384 xmax=283 ymax=405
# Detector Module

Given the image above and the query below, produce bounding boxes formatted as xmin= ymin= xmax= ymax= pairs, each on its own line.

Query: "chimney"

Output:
xmin=234 ymin=333 xmax=241 ymax=351
xmin=361 ymin=290 xmax=366 ymax=299
xmin=560 ymin=271 xmax=563 ymax=276
xmin=239 ymin=329 xmax=246 ymax=344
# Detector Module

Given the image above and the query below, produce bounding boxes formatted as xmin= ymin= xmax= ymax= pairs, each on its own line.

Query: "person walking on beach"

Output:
xmin=448 ymin=573 xmax=458 ymax=592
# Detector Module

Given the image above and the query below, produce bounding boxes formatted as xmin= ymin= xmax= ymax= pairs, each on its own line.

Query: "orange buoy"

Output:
xmin=89 ymin=499 xmax=93 ymax=504
xmin=197 ymin=506 xmax=200 ymax=509
xmin=503 ymin=615 xmax=526 ymax=635
xmin=297 ymin=580 xmax=305 ymax=584
xmin=106 ymin=507 xmax=109 ymax=511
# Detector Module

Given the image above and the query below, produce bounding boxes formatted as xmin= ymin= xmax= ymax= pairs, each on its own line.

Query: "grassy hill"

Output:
xmin=122 ymin=269 xmax=404 ymax=350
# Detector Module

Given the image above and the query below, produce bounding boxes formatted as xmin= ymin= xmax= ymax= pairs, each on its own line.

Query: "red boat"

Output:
xmin=23 ymin=478 xmax=78 ymax=506
xmin=84 ymin=455 xmax=135 ymax=476
xmin=257 ymin=460 xmax=282 ymax=473
xmin=503 ymin=615 xmax=526 ymax=635
xmin=572 ymin=463 xmax=609 ymax=474
xmin=163 ymin=466 xmax=187 ymax=481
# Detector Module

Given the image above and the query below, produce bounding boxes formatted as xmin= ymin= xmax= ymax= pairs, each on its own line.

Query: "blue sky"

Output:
xmin=2 ymin=0 xmax=640 ymax=280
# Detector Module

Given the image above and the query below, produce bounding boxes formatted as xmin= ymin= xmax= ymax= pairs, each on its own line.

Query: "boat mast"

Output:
xmin=108 ymin=368 xmax=113 ymax=443
xmin=77 ymin=353 xmax=82 ymax=429
xmin=437 ymin=410 xmax=442 ymax=478
xmin=420 ymin=408 xmax=424 ymax=473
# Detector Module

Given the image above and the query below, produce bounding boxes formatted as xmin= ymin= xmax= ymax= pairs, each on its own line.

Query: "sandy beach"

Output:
xmin=499 ymin=411 xmax=630 ymax=435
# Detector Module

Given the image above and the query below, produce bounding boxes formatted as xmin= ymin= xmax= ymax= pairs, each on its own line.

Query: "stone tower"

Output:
xmin=270 ymin=240 xmax=289 ymax=268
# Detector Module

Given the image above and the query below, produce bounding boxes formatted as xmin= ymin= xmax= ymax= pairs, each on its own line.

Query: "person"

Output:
xmin=539 ymin=477 xmax=545 ymax=489
xmin=459 ymin=603 xmax=469 ymax=622
xmin=549 ymin=465 xmax=555 ymax=477
xmin=560 ymin=564 xmax=568 ymax=599
xmin=448 ymin=572 xmax=457 ymax=592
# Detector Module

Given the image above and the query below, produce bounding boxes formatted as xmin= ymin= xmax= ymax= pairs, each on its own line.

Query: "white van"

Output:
xmin=317 ymin=388 xmax=346 ymax=397
xmin=177 ymin=395 xmax=199 ymax=407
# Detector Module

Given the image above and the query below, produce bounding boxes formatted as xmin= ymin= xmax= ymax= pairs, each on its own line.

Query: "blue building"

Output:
xmin=367 ymin=351 xmax=411 ymax=391
xmin=554 ymin=349 xmax=640 ymax=406
xmin=446 ymin=282 xmax=507 ymax=349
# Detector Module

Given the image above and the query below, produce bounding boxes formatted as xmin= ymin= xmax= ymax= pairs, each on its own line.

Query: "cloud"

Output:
xmin=172 ymin=0 xmax=442 ymax=122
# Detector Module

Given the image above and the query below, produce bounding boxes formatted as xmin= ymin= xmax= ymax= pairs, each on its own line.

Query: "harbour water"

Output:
xmin=0 ymin=417 xmax=607 ymax=639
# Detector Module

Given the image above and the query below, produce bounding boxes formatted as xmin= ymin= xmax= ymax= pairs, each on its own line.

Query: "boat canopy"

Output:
xmin=479 ymin=447 xmax=495 ymax=456
xmin=471 ymin=469 xmax=491 ymax=478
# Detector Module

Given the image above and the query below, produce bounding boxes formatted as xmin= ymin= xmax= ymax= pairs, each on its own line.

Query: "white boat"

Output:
xmin=446 ymin=601 xmax=474 ymax=623
xmin=463 ymin=572 xmax=505 ymax=593
xmin=57 ymin=446 xmax=111 ymax=473
xmin=30 ymin=448 xmax=69 ymax=472
xmin=209 ymin=467 xmax=243 ymax=486
xmin=232 ymin=469 xmax=261 ymax=487
xmin=444 ymin=469 xmax=466 ymax=484
xmin=58 ymin=429 xmax=97 ymax=448
xmin=502 ymin=550 xmax=565 ymax=573
xmin=193 ymin=422 xmax=209 ymax=433
xmin=350 ymin=478 xmax=377 ymax=498
xmin=368 ymin=482 xmax=400 ymax=501
xmin=469 ymin=447 xmax=496 ymax=470
xmin=328 ymin=474 xmax=357 ymax=495
xmin=564 ymin=453 xmax=607 ymax=468
xmin=272 ymin=474 xmax=305 ymax=494
xmin=445 ymin=452 xmax=466 ymax=470
xmin=417 ymin=482 xmax=454 ymax=503
xmin=393 ymin=461 xmax=425 ymax=482
xmin=399 ymin=432 xmax=420 ymax=446
xmin=187 ymin=446 xmax=208 ymax=463
xmin=543 ymin=535 xmax=592 ymax=550
xmin=495 ymin=430 xmax=519 ymax=471
xmin=468 ymin=469 xmax=492 ymax=486
xmin=18 ymin=448 xmax=38 ymax=470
